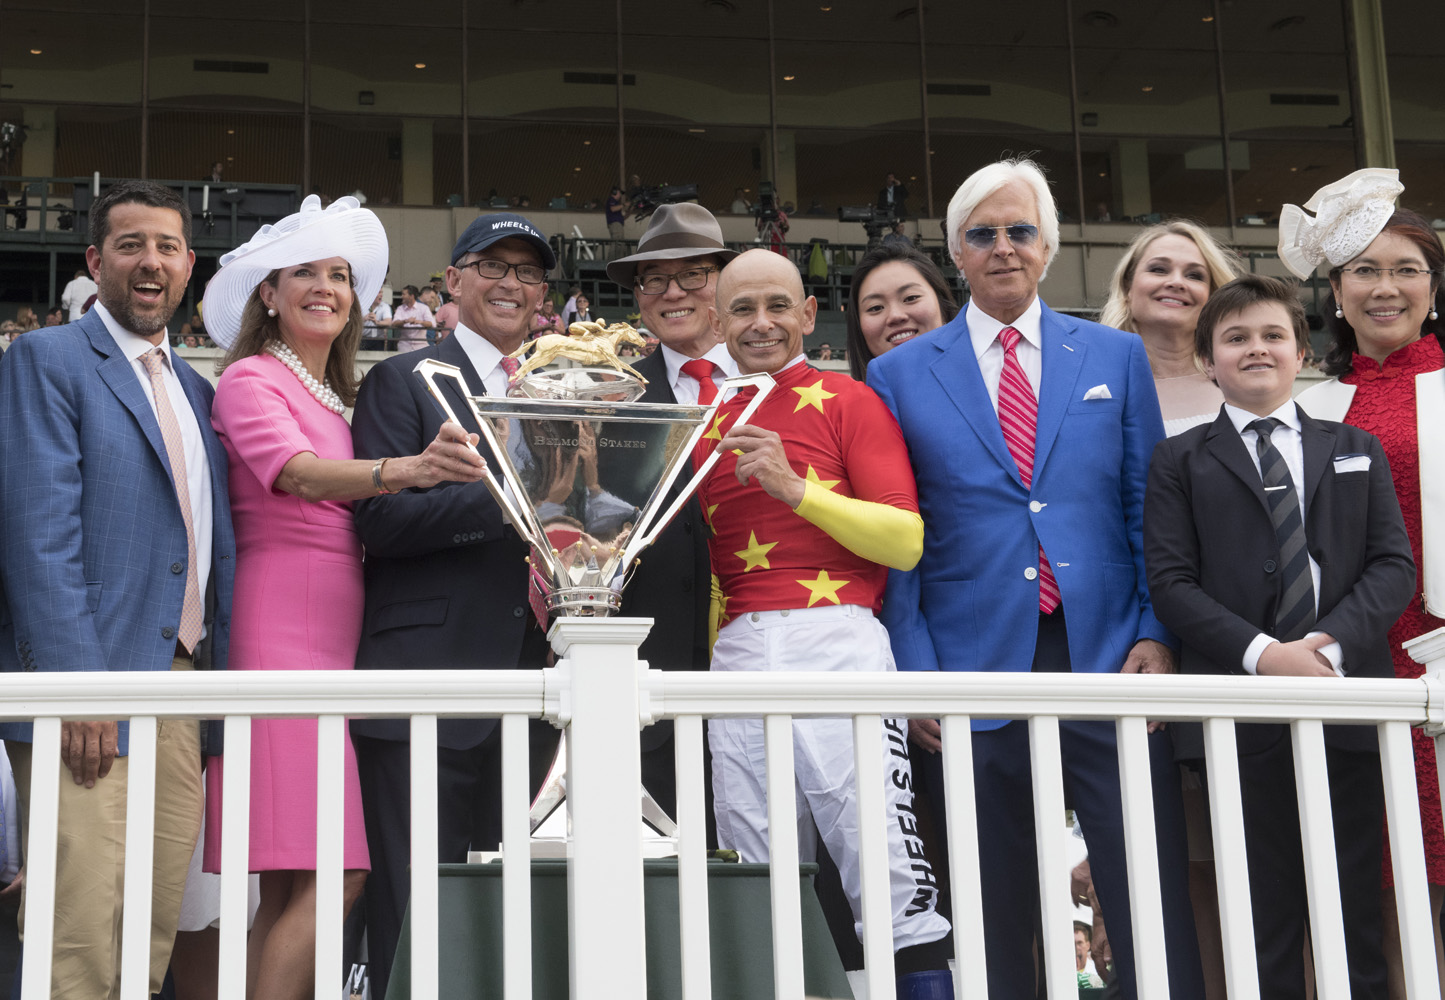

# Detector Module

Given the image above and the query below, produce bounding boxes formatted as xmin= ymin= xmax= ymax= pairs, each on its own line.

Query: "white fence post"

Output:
xmin=549 ymin=617 xmax=653 ymax=1000
xmin=1405 ymin=625 xmax=1445 ymax=1000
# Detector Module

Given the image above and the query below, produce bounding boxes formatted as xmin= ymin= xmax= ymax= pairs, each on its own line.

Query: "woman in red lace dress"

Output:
xmin=1297 ymin=205 xmax=1445 ymax=997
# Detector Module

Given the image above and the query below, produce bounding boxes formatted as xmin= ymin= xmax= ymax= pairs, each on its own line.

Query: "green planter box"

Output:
xmin=388 ymin=859 xmax=854 ymax=999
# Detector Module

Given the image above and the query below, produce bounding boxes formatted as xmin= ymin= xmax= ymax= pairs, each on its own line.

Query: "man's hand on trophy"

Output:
xmin=397 ymin=419 xmax=486 ymax=489
xmin=719 ymin=424 xmax=805 ymax=509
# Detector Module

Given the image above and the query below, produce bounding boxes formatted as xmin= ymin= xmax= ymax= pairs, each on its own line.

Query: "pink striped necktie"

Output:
xmin=996 ymin=326 xmax=1061 ymax=614
xmin=140 ymin=348 xmax=205 ymax=651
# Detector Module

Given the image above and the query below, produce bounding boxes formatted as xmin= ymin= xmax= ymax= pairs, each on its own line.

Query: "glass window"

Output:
xmin=0 ymin=2 xmax=145 ymax=105
xmin=311 ymin=114 xmax=404 ymax=205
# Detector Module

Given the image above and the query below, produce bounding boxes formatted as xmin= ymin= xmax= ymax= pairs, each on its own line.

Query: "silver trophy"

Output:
xmin=413 ymin=323 xmax=774 ymax=618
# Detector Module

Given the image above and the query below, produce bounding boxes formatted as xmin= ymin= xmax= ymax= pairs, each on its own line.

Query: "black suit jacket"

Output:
xmin=350 ymin=335 xmax=537 ymax=750
xmin=1144 ymin=406 xmax=1415 ymax=754
xmin=619 ymin=349 xmax=713 ymax=752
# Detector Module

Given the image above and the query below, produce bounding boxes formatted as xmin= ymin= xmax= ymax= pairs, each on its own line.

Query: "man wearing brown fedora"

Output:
xmin=604 ymin=203 xmax=739 ymax=835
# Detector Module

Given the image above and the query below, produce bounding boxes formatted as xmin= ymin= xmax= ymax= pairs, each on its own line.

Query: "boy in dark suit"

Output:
xmin=1144 ymin=273 xmax=1416 ymax=999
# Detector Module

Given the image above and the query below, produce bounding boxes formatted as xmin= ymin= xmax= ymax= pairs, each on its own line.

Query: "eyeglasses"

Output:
xmin=635 ymin=266 xmax=718 ymax=295
xmin=962 ymin=224 xmax=1040 ymax=250
xmin=1338 ymin=265 xmax=1437 ymax=282
xmin=461 ymin=258 xmax=548 ymax=284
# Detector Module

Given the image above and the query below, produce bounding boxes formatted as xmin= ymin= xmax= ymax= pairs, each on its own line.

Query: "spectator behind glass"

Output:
xmin=45 ymin=306 xmax=64 ymax=326
xmin=532 ymin=297 xmax=563 ymax=336
xmin=12 ymin=307 xmax=40 ymax=333
xmin=390 ymin=284 xmax=435 ymax=354
xmin=562 ymin=293 xmax=595 ymax=329
xmin=845 ymin=242 xmax=958 ymax=381
xmin=199 ymin=195 xmax=483 ymax=998
xmin=1098 ymin=220 xmax=1243 ymax=437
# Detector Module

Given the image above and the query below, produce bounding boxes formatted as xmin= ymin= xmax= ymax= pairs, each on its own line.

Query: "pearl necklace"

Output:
xmin=266 ymin=341 xmax=346 ymax=415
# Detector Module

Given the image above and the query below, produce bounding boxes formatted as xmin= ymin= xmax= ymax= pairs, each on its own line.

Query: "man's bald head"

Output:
xmin=711 ymin=249 xmax=816 ymax=374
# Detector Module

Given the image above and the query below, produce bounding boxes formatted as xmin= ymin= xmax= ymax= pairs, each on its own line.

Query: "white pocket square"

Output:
xmin=1083 ymin=384 xmax=1112 ymax=401
xmin=1333 ymin=454 xmax=1371 ymax=474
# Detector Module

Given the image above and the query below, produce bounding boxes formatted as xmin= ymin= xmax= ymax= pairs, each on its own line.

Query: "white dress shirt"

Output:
xmin=94 ymin=300 xmax=213 ymax=605
xmin=966 ymin=296 xmax=1044 ymax=411
xmin=450 ymin=322 xmax=513 ymax=397
xmin=660 ymin=342 xmax=738 ymax=404
xmin=1223 ymin=399 xmax=1343 ymax=676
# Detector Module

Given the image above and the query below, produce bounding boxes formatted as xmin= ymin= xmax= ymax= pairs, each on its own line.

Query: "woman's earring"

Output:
xmin=1335 ymin=306 xmax=1344 ymax=319
xmin=267 ymin=307 xmax=277 ymax=318
xmin=1431 ymin=307 xmax=1440 ymax=321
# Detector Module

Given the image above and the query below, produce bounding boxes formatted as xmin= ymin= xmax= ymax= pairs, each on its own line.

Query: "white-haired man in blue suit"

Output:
xmin=867 ymin=158 xmax=1202 ymax=1000
xmin=0 ymin=180 xmax=235 ymax=999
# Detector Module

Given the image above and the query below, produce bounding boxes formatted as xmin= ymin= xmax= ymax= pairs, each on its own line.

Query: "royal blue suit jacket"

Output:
xmin=868 ymin=301 xmax=1171 ymax=730
xmin=0 ymin=312 xmax=235 ymax=754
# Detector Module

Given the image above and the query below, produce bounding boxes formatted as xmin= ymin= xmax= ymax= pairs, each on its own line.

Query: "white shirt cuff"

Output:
xmin=1307 ymin=631 xmax=1345 ymax=677
xmin=1242 ymin=633 xmax=1274 ymax=675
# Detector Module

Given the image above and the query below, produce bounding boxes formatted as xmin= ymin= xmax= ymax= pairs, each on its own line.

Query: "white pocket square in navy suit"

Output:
xmin=1333 ymin=453 xmax=1371 ymax=473
xmin=1083 ymin=384 xmax=1113 ymax=401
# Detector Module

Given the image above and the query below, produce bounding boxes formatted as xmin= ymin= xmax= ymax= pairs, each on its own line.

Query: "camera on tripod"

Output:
xmin=837 ymin=203 xmax=898 ymax=244
xmin=630 ymin=182 xmax=699 ymax=221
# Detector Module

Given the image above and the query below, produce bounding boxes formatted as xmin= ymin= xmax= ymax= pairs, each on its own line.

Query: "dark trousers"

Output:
xmin=911 ymin=611 xmax=1203 ymax=1000
xmin=353 ymin=721 xmax=561 ymax=1000
xmin=1232 ymin=734 xmax=1386 ymax=1000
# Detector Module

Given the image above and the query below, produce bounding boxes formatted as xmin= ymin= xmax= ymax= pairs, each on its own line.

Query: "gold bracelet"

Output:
xmin=372 ymin=458 xmax=395 ymax=495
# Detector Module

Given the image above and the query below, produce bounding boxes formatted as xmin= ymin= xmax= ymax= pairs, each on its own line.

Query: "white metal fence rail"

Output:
xmin=4 ymin=619 xmax=1444 ymax=1000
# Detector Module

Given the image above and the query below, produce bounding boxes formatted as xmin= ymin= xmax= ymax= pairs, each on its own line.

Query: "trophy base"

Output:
xmin=546 ymin=587 xmax=624 ymax=616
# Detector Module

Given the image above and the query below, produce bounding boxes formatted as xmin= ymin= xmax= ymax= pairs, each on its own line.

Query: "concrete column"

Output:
xmin=1109 ymin=139 xmax=1151 ymax=219
xmin=19 ymin=105 xmax=56 ymax=178
xmin=401 ymin=117 xmax=434 ymax=207
xmin=761 ymin=128 xmax=797 ymax=211
xmin=1344 ymin=0 xmax=1395 ymax=168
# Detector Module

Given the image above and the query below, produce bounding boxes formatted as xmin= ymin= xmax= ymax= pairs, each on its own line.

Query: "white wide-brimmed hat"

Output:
xmin=202 ymin=194 xmax=389 ymax=349
xmin=1278 ymin=167 xmax=1403 ymax=280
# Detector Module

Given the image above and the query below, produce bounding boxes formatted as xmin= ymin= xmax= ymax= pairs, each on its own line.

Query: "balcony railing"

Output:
xmin=5 ymin=619 xmax=1444 ymax=1000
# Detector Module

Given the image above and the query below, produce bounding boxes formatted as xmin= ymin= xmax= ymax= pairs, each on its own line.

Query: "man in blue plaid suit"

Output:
xmin=0 ymin=180 xmax=235 ymax=999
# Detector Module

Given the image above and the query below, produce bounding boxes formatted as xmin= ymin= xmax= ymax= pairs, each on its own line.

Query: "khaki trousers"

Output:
xmin=7 ymin=658 xmax=203 ymax=999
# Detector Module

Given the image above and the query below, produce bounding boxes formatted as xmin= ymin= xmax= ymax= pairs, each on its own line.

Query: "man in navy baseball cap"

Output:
xmin=450 ymin=211 xmax=557 ymax=270
xmin=346 ymin=208 xmax=562 ymax=1000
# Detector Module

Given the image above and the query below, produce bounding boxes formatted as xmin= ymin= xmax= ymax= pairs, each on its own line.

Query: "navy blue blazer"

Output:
xmin=0 ymin=311 xmax=236 ymax=754
xmin=868 ymin=302 xmax=1172 ymax=730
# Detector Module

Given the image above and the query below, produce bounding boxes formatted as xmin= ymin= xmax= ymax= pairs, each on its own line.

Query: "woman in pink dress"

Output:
xmin=200 ymin=195 xmax=485 ymax=999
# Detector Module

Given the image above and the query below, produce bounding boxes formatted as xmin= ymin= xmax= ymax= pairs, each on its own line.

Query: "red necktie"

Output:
xmin=997 ymin=327 xmax=1061 ymax=614
xmin=680 ymin=358 xmax=719 ymax=405
xmin=499 ymin=355 xmax=520 ymax=382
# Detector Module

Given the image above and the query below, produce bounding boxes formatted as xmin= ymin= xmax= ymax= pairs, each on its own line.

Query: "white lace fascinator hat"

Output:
xmin=202 ymin=194 xmax=389 ymax=349
xmin=1277 ymin=167 xmax=1404 ymax=280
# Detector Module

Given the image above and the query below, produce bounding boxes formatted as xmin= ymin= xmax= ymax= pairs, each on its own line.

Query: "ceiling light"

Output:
xmin=574 ymin=166 xmax=582 ymax=172
xmin=1202 ymin=15 xmax=1214 ymax=21
xmin=414 ymin=62 xmax=427 ymax=69
xmin=1098 ymin=172 xmax=1107 ymax=178
xmin=1141 ymin=85 xmax=1154 ymax=93
xmin=910 ymin=176 xmax=917 ymax=181
xmin=820 ymin=4 xmax=831 ymax=9
xmin=565 ymin=192 xmax=572 ymax=197
xmin=29 ymin=49 xmax=42 ymax=55
xmin=226 ymin=129 xmax=235 ymax=135
xmin=583 ymin=140 xmax=591 ymax=145
xmin=783 ymin=74 xmax=796 ymax=81
xmin=1290 ymin=166 xmax=1298 ymax=172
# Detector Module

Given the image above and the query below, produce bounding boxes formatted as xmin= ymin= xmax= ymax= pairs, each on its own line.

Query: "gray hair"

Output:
xmin=944 ymin=157 xmax=1059 ymax=276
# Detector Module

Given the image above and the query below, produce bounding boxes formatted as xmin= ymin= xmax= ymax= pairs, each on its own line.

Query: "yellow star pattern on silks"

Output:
xmin=734 ymin=531 xmax=779 ymax=572
xmin=792 ymin=379 xmax=838 ymax=414
xmin=706 ymin=503 xmax=719 ymax=524
xmin=703 ymin=412 xmax=728 ymax=441
xmin=796 ymin=569 xmax=849 ymax=607
xmin=717 ymin=589 xmax=730 ymax=622
xmin=804 ymin=465 xmax=841 ymax=491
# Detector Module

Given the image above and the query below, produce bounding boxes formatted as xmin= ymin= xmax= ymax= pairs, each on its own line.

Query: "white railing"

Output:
xmin=6 ymin=619 xmax=1445 ymax=1000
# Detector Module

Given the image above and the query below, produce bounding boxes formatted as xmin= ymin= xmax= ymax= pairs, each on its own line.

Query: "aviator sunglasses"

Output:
xmin=962 ymin=224 xmax=1040 ymax=250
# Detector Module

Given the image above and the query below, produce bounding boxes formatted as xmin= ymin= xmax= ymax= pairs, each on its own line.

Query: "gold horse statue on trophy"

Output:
xmin=509 ymin=320 xmax=651 ymax=382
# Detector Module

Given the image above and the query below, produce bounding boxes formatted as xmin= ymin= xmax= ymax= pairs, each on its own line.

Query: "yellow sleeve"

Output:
xmin=794 ymin=480 xmax=923 ymax=571
xmin=708 ymin=572 xmax=724 ymax=655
